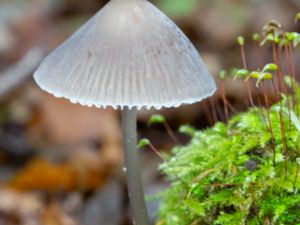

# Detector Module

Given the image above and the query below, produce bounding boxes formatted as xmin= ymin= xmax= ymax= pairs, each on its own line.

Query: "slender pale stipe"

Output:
xmin=122 ymin=107 xmax=149 ymax=225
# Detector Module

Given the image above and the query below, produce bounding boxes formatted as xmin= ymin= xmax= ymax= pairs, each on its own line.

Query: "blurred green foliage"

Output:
xmin=157 ymin=0 xmax=199 ymax=17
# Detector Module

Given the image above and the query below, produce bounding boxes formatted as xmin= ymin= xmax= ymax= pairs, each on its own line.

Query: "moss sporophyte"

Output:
xmin=33 ymin=0 xmax=216 ymax=224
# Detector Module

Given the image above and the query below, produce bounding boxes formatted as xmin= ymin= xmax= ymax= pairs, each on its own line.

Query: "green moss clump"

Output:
xmin=158 ymin=102 xmax=300 ymax=225
xmin=157 ymin=15 xmax=300 ymax=225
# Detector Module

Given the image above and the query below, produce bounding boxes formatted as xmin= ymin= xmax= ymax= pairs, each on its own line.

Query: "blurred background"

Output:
xmin=0 ymin=0 xmax=299 ymax=224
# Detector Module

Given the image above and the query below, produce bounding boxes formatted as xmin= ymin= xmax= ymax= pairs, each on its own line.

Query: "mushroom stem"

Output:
xmin=121 ymin=107 xmax=149 ymax=225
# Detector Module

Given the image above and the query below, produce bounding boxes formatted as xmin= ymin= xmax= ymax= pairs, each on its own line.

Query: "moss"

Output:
xmin=158 ymin=102 xmax=300 ymax=224
xmin=157 ymin=14 xmax=300 ymax=225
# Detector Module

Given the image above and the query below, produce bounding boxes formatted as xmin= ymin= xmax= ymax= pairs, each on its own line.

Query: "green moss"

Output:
xmin=158 ymin=103 xmax=300 ymax=225
xmin=156 ymin=14 xmax=300 ymax=225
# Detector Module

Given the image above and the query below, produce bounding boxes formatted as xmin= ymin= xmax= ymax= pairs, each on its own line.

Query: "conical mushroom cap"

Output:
xmin=34 ymin=0 xmax=216 ymax=110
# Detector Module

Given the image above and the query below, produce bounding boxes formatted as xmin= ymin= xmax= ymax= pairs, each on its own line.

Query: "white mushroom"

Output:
xmin=34 ymin=0 xmax=216 ymax=110
xmin=33 ymin=0 xmax=216 ymax=224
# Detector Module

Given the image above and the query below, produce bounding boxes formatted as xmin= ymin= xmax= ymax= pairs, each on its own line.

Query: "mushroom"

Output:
xmin=33 ymin=0 xmax=217 ymax=224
